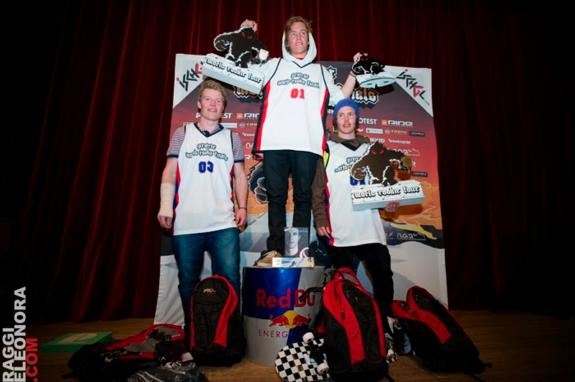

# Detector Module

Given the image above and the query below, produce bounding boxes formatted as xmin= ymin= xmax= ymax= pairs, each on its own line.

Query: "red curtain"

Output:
xmin=5 ymin=0 xmax=572 ymax=322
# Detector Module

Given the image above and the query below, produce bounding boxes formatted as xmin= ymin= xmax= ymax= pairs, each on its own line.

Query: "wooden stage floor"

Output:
xmin=29 ymin=310 xmax=575 ymax=381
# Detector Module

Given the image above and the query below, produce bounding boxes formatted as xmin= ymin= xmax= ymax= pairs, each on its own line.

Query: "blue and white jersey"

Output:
xmin=173 ymin=123 xmax=235 ymax=235
xmin=324 ymin=141 xmax=387 ymax=247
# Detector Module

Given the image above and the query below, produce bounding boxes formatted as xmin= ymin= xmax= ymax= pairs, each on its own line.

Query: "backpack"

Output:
xmin=315 ymin=267 xmax=390 ymax=382
xmin=392 ymin=286 xmax=487 ymax=374
xmin=189 ymin=275 xmax=245 ymax=366
xmin=67 ymin=324 xmax=186 ymax=381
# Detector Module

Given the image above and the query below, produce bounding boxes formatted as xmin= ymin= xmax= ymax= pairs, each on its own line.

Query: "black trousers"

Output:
xmin=263 ymin=150 xmax=319 ymax=253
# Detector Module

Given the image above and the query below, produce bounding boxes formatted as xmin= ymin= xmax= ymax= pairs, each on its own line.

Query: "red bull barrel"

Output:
xmin=242 ymin=266 xmax=324 ymax=365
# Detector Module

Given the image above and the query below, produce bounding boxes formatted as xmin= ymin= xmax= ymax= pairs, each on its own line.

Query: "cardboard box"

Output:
xmin=272 ymin=257 xmax=315 ymax=268
xmin=40 ymin=332 xmax=112 ymax=353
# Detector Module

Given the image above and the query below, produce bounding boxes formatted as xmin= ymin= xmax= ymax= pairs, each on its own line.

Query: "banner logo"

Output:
xmin=176 ymin=63 xmax=202 ymax=92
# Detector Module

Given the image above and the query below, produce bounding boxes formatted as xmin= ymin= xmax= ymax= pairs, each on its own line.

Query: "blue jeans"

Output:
xmin=263 ymin=150 xmax=319 ymax=253
xmin=172 ymin=227 xmax=241 ymax=333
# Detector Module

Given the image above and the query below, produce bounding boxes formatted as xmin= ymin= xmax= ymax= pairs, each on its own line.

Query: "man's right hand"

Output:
xmin=316 ymin=226 xmax=332 ymax=239
xmin=240 ymin=19 xmax=257 ymax=32
xmin=157 ymin=214 xmax=173 ymax=230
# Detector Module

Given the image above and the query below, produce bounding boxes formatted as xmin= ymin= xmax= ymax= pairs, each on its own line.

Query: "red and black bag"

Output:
xmin=67 ymin=324 xmax=186 ymax=381
xmin=392 ymin=286 xmax=487 ymax=374
xmin=316 ymin=267 xmax=390 ymax=381
xmin=189 ymin=275 xmax=245 ymax=366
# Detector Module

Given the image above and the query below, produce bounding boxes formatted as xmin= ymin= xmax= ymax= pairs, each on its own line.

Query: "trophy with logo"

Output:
xmin=202 ymin=26 xmax=269 ymax=94
xmin=352 ymin=55 xmax=396 ymax=88
xmin=349 ymin=142 xmax=424 ymax=210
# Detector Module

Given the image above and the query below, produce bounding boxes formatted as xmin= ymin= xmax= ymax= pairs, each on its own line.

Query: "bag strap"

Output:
xmin=332 ymin=267 xmax=367 ymax=292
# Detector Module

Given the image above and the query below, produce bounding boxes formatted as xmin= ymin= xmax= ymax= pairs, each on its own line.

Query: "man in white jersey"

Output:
xmin=239 ymin=17 xmax=361 ymax=263
xmin=311 ymin=99 xmax=399 ymax=341
xmin=157 ymin=80 xmax=248 ymax=337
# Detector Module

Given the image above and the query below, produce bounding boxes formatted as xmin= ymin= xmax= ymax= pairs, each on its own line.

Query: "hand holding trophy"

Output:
xmin=351 ymin=53 xmax=396 ymax=88
xmin=201 ymin=20 xmax=269 ymax=94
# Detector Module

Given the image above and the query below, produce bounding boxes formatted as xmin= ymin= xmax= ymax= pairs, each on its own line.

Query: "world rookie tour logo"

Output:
xmin=2 ymin=287 xmax=39 ymax=382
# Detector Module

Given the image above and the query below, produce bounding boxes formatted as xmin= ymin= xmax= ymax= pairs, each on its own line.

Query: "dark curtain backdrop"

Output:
xmin=3 ymin=0 xmax=572 ymax=323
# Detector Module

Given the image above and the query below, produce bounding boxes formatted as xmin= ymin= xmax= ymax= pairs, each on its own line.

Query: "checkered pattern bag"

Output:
xmin=275 ymin=338 xmax=330 ymax=382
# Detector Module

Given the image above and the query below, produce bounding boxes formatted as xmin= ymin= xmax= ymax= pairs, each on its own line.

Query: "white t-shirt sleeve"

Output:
xmin=167 ymin=126 xmax=186 ymax=157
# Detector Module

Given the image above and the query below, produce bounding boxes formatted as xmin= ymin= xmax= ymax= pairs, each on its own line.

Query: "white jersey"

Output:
xmin=253 ymin=32 xmax=344 ymax=156
xmin=173 ymin=123 xmax=235 ymax=235
xmin=254 ymin=59 xmax=329 ymax=155
xmin=324 ymin=141 xmax=387 ymax=247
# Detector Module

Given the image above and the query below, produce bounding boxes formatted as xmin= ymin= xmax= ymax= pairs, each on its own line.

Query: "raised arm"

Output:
xmin=340 ymin=52 xmax=366 ymax=98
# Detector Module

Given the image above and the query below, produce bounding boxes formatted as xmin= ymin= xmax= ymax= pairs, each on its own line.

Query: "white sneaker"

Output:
xmin=254 ymin=250 xmax=282 ymax=267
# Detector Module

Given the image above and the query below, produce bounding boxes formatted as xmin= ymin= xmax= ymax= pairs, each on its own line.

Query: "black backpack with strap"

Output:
xmin=189 ymin=275 xmax=245 ymax=366
xmin=392 ymin=285 xmax=487 ymax=374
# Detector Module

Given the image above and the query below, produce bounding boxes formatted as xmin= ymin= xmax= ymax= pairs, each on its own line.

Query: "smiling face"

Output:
xmin=198 ymin=88 xmax=225 ymax=122
xmin=286 ymin=21 xmax=309 ymax=58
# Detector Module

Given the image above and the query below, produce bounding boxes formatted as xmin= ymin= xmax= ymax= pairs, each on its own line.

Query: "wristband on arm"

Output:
xmin=159 ymin=182 xmax=175 ymax=218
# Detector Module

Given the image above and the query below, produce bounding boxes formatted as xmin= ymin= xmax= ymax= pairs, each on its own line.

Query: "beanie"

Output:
xmin=333 ymin=98 xmax=360 ymax=125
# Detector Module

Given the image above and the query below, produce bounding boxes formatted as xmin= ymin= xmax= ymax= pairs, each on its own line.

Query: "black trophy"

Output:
xmin=202 ymin=27 xmax=269 ymax=94
xmin=351 ymin=56 xmax=396 ymax=88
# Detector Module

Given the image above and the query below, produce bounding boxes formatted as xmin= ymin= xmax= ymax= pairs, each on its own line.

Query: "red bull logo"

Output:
xmin=268 ymin=310 xmax=312 ymax=329
xmin=256 ymin=288 xmax=315 ymax=308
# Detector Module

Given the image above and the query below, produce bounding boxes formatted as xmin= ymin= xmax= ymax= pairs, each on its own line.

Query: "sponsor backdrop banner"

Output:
xmin=170 ymin=54 xmax=447 ymax=306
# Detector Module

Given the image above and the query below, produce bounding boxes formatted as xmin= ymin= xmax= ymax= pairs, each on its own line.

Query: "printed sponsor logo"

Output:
xmin=254 ymin=289 xmax=316 ymax=338
xmin=396 ymin=232 xmax=427 ymax=241
xmin=243 ymin=113 xmax=260 ymax=120
xmin=388 ymin=138 xmax=411 ymax=145
xmin=325 ymin=65 xmax=338 ymax=80
xmin=221 ymin=122 xmax=237 ymax=129
xmin=381 ymin=119 xmax=413 ymax=127
xmin=384 ymin=129 xmax=408 ymax=135
xmin=409 ymin=131 xmax=426 ymax=137
xmin=411 ymin=171 xmax=428 ymax=177
xmin=176 ymin=63 xmax=202 ymax=91
xmin=366 ymin=128 xmax=383 ymax=134
xmin=395 ymin=69 xmax=430 ymax=106
xmin=233 ymin=86 xmax=263 ymax=100
xmin=202 ymin=287 xmax=217 ymax=295
xmin=351 ymin=88 xmax=379 ymax=105
xmin=268 ymin=310 xmax=312 ymax=329
xmin=359 ymin=117 xmax=378 ymax=125
xmin=402 ymin=148 xmax=421 ymax=157
xmin=256 ymin=288 xmax=315 ymax=309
